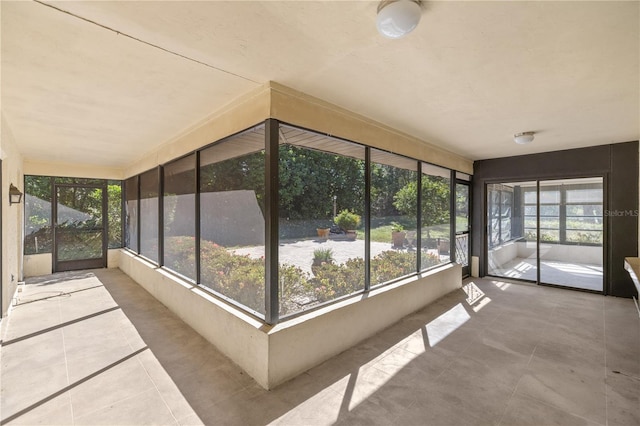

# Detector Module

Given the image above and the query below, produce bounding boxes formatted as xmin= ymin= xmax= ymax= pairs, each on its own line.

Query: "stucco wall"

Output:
xmin=119 ymin=249 xmax=461 ymax=389
xmin=1 ymin=114 xmax=24 ymax=317
xmin=118 ymin=250 xmax=270 ymax=387
xmin=24 ymin=249 xmax=120 ymax=278
xmin=267 ymin=263 xmax=461 ymax=387
xmin=124 ymin=82 xmax=474 ymax=178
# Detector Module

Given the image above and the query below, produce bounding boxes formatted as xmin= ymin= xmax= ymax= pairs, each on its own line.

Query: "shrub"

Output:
xmin=308 ymin=258 xmax=364 ymax=303
xmin=390 ymin=221 xmax=405 ymax=232
xmin=371 ymin=250 xmax=415 ymax=284
xmin=334 ymin=209 xmax=361 ymax=231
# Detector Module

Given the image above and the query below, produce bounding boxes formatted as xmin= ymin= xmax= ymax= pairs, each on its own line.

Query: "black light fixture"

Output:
xmin=9 ymin=184 xmax=23 ymax=205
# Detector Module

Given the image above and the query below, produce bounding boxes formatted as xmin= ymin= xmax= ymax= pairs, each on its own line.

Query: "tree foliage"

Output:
xmin=393 ymin=176 xmax=450 ymax=226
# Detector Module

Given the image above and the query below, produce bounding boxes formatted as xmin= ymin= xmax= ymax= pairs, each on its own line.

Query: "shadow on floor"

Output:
xmin=92 ymin=268 xmax=471 ymax=425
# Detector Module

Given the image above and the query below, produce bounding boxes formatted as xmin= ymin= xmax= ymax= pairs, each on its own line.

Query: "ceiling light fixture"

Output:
xmin=514 ymin=131 xmax=535 ymax=145
xmin=376 ymin=0 xmax=422 ymax=39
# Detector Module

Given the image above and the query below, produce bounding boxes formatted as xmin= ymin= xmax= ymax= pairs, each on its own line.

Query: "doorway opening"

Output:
xmin=486 ymin=177 xmax=604 ymax=292
xmin=53 ymin=183 xmax=108 ymax=272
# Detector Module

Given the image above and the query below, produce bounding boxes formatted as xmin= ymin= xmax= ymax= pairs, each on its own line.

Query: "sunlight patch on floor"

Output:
xmin=426 ymin=303 xmax=470 ymax=347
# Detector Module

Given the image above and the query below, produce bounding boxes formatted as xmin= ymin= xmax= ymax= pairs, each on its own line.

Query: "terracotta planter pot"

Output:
xmin=392 ymin=231 xmax=406 ymax=248
xmin=316 ymin=228 xmax=330 ymax=238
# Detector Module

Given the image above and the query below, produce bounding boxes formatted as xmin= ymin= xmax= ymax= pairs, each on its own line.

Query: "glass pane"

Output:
xmin=199 ymin=126 xmax=266 ymax=315
xmin=539 ymin=189 xmax=560 ymax=204
xmin=540 ymin=205 xmax=559 ymax=216
xmin=139 ymin=168 xmax=159 ymax=262
xmin=125 ymin=176 xmax=139 ymax=252
xmin=566 ymin=188 xmax=603 ymax=203
xmin=455 ymin=183 xmax=469 ymax=233
xmin=455 ymin=183 xmax=470 ymax=269
xmin=524 ymin=190 xmax=537 ymax=204
xmin=24 ymin=176 xmax=53 ymax=254
xmin=279 ymin=125 xmax=365 ymax=316
xmin=164 ymin=154 xmax=196 ymax=280
xmin=56 ymin=186 xmax=103 ymax=261
xmin=539 ymin=178 xmax=603 ymax=291
xmin=567 ymin=205 xmax=603 ymax=216
xmin=107 ymin=180 xmax=122 ymax=249
xmin=370 ymin=149 xmax=418 ymax=286
xmin=488 ymin=181 xmax=537 ymax=282
xmin=421 ymin=163 xmax=450 ymax=269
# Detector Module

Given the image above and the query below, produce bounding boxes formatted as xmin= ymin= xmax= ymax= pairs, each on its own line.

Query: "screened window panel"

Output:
xmin=139 ymin=169 xmax=159 ymax=263
xmin=163 ymin=154 xmax=196 ymax=280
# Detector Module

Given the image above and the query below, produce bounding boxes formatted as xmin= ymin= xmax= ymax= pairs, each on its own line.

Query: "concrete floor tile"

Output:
xmin=74 ymin=388 xmax=177 ymax=425
xmin=453 ymin=341 xmax=530 ymax=391
xmin=534 ymin=339 xmax=605 ymax=378
xmin=135 ymin=349 xmax=202 ymax=422
xmin=69 ymin=356 xmax=156 ymax=418
xmin=374 ymin=346 xmax=451 ymax=382
xmin=0 ymin=361 xmax=69 ymax=422
xmin=2 ymin=271 xmax=638 ymax=426
xmin=196 ymin=386 xmax=289 ymax=426
xmin=432 ymin=364 xmax=516 ymax=424
xmin=499 ymin=392 xmax=602 ymax=426
xmin=1 ymin=393 xmax=73 ymax=426
xmin=177 ymin=413 xmax=206 ymax=426
xmin=606 ymin=372 xmax=640 ymax=426
xmin=393 ymin=394 xmax=486 ymax=426
xmin=65 ymin=342 xmax=140 ymax=383
xmin=1 ymin=329 xmax=65 ymax=373
xmin=269 ymin=386 xmax=345 ymax=426
xmin=516 ymin=357 xmax=607 ymax=425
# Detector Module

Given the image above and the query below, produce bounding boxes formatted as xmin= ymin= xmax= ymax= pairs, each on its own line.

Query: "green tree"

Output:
xmin=393 ymin=176 xmax=450 ymax=231
xmin=278 ymin=145 xmax=365 ymax=220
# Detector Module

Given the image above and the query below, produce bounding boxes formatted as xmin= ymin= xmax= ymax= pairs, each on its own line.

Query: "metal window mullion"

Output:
xmin=52 ymin=179 xmax=57 ymax=272
xmin=536 ymin=181 xmax=541 ymax=284
xmin=195 ymin=151 xmax=201 ymax=284
xmin=364 ymin=147 xmax=371 ymax=291
xmin=101 ymin=183 xmax=108 ymax=267
xmin=158 ymin=166 xmax=164 ymax=267
xmin=136 ymin=176 xmax=141 ymax=254
xmin=416 ymin=164 xmax=422 ymax=272
xmin=559 ymin=186 xmax=567 ymax=243
xmin=265 ymin=118 xmax=280 ymax=324
xmin=450 ymin=170 xmax=455 ymax=263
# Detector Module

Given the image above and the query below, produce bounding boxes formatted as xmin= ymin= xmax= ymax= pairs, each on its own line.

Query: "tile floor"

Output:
xmin=1 ymin=269 xmax=639 ymax=425
xmin=488 ymin=257 xmax=604 ymax=291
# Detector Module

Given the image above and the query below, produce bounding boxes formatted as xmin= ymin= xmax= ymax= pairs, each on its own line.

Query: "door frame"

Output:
xmin=483 ymin=175 xmax=607 ymax=294
xmin=52 ymin=182 xmax=108 ymax=272
xmin=455 ymin=179 xmax=471 ymax=278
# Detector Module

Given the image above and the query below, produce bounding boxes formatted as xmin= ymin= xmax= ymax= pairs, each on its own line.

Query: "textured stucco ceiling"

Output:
xmin=1 ymin=1 xmax=638 ymax=168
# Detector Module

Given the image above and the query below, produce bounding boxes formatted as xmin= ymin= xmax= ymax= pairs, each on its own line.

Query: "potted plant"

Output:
xmin=391 ymin=221 xmax=406 ymax=248
xmin=312 ymin=248 xmax=334 ymax=267
xmin=334 ymin=209 xmax=361 ymax=241
xmin=316 ymin=227 xmax=331 ymax=239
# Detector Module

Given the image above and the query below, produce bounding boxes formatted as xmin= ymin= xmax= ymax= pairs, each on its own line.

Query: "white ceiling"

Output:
xmin=2 ymin=1 xmax=638 ymax=169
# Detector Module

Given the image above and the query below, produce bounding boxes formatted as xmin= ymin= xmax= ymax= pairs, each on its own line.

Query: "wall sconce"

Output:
xmin=9 ymin=184 xmax=23 ymax=205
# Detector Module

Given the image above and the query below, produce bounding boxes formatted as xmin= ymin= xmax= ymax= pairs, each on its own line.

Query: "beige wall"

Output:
xmin=24 ymin=249 xmax=119 ymax=278
xmin=119 ymin=249 xmax=461 ymax=389
xmin=125 ymin=82 xmax=474 ymax=178
xmin=24 ymin=160 xmax=123 ymax=180
xmin=23 ymin=253 xmax=52 ymax=278
xmin=125 ymin=84 xmax=271 ymax=178
xmin=1 ymin=114 xmax=25 ymax=316
xmin=269 ymin=82 xmax=474 ymax=174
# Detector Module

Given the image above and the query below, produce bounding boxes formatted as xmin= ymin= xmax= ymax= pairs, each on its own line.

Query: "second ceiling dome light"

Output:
xmin=376 ymin=0 xmax=422 ymax=39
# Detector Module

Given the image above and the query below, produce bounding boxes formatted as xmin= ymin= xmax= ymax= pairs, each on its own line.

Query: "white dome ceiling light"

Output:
xmin=376 ymin=0 xmax=422 ymax=39
xmin=514 ymin=131 xmax=535 ymax=145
